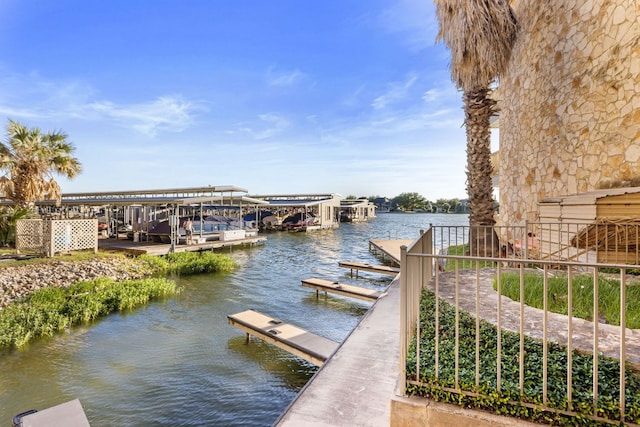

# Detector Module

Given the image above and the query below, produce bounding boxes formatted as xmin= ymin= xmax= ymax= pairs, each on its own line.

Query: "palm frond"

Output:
xmin=435 ymin=0 xmax=518 ymax=90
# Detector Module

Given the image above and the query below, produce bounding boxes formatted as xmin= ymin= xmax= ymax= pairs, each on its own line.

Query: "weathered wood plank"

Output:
xmin=301 ymin=277 xmax=384 ymax=302
xmin=338 ymin=261 xmax=400 ymax=276
xmin=228 ymin=309 xmax=339 ymax=366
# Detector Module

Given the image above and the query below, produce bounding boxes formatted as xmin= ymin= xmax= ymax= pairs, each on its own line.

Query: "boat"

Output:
xmin=281 ymin=212 xmax=317 ymax=231
xmin=147 ymin=215 xmax=242 ymax=243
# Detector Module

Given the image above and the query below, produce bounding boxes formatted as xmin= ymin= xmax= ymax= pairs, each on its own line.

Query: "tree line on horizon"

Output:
xmin=345 ymin=193 xmax=469 ymax=214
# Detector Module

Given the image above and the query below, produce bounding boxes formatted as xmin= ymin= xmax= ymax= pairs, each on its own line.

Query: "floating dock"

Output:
xmin=227 ymin=309 xmax=339 ymax=367
xmin=301 ymin=278 xmax=384 ymax=302
xmin=13 ymin=399 xmax=91 ymax=427
xmin=338 ymin=261 xmax=400 ymax=277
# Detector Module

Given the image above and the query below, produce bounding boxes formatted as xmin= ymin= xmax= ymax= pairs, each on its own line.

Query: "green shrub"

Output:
xmin=406 ymin=289 xmax=640 ymax=425
xmin=162 ymin=251 xmax=237 ymax=275
xmin=0 ymin=277 xmax=181 ymax=349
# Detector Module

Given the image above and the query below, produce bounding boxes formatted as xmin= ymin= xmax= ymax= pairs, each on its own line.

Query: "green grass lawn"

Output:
xmin=496 ymin=271 xmax=640 ymax=329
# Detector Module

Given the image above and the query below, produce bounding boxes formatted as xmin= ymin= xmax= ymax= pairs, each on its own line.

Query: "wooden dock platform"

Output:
xmin=338 ymin=261 xmax=400 ymax=277
xmin=14 ymin=399 xmax=90 ymax=427
xmin=227 ymin=309 xmax=339 ymax=367
xmin=368 ymin=239 xmax=414 ymax=264
xmin=301 ymin=278 xmax=385 ymax=302
xmin=98 ymin=236 xmax=266 ymax=256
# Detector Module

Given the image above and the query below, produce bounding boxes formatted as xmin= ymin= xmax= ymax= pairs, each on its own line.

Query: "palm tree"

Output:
xmin=0 ymin=120 xmax=82 ymax=209
xmin=0 ymin=206 xmax=30 ymax=246
xmin=434 ymin=0 xmax=518 ymax=255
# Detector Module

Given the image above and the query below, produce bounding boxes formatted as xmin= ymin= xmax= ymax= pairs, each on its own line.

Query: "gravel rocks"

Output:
xmin=0 ymin=257 xmax=150 ymax=309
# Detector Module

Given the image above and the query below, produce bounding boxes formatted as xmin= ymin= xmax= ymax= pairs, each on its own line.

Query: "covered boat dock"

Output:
xmin=339 ymin=198 xmax=376 ymax=222
xmin=35 ymin=186 xmax=268 ymax=253
xmin=251 ymin=193 xmax=341 ymax=231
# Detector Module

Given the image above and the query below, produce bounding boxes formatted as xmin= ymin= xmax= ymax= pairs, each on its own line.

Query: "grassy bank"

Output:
xmin=0 ymin=277 xmax=181 ymax=348
xmin=0 ymin=251 xmax=238 ymax=349
xmin=406 ymin=289 xmax=640 ymax=425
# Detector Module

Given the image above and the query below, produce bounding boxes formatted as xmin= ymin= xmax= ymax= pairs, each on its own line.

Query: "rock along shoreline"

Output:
xmin=0 ymin=257 xmax=150 ymax=309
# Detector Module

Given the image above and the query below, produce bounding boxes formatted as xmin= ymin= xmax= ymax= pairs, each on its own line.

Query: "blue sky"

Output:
xmin=0 ymin=0 xmax=470 ymax=200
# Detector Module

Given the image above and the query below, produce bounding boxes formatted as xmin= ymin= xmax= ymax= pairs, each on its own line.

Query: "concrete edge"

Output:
xmin=389 ymin=392 xmax=540 ymax=427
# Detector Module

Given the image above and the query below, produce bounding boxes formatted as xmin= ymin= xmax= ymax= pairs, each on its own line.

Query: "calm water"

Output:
xmin=0 ymin=213 xmax=467 ymax=426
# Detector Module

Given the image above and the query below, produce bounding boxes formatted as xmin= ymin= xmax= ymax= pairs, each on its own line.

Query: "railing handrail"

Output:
xmin=399 ymin=223 xmax=640 ymax=426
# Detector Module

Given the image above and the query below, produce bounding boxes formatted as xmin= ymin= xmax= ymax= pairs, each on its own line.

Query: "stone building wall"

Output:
xmin=498 ymin=0 xmax=640 ymax=225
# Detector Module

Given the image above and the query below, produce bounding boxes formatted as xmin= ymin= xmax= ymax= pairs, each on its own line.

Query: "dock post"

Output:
xmin=245 ymin=332 xmax=250 ymax=344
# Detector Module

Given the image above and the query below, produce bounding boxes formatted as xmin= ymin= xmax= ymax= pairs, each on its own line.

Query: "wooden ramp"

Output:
xmin=227 ymin=309 xmax=339 ymax=367
xmin=369 ymin=239 xmax=414 ymax=264
xmin=338 ymin=261 xmax=400 ymax=277
xmin=301 ymin=277 xmax=385 ymax=302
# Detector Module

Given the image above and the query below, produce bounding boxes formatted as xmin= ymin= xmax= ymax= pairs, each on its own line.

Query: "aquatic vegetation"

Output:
xmin=0 ymin=251 xmax=237 ymax=349
xmin=157 ymin=251 xmax=237 ymax=275
xmin=0 ymin=277 xmax=181 ymax=349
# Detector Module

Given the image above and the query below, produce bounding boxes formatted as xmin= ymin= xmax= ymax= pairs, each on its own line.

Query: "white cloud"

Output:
xmin=89 ymin=96 xmax=205 ymax=137
xmin=266 ymin=68 xmax=305 ymax=87
xmin=371 ymin=74 xmax=418 ymax=110
xmin=422 ymin=89 xmax=440 ymax=103
xmin=0 ymin=72 xmax=205 ymax=137
xmin=236 ymin=113 xmax=290 ymax=140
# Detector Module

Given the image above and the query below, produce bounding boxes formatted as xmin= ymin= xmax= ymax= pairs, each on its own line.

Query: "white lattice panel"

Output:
xmin=16 ymin=219 xmax=45 ymax=251
xmin=45 ymin=219 xmax=98 ymax=256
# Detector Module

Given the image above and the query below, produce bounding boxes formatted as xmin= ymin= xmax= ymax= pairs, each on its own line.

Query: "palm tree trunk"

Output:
xmin=464 ymin=87 xmax=500 ymax=256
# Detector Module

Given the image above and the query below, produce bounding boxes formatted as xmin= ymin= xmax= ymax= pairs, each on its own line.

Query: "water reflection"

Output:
xmin=301 ymin=293 xmax=371 ymax=316
xmin=0 ymin=213 xmax=468 ymax=426
xmin=226 ymin=336 xmax=316 ymax=390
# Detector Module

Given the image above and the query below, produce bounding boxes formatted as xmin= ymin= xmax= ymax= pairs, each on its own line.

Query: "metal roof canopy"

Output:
xmin=40 ymin=195 xmax=269 ymax=207
xmin=252 ymin=194 xmax=341 ymax=208
xmin=61 ymin=185 xmax=248 ymax=199
xmin=19 ymin=186 xmax=258 ymax=207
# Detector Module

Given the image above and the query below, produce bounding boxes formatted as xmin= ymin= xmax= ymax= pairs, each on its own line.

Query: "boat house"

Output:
xmin=16 ymin=186 xmax=267 ymax=255
xmin=339 ymin=198 xmax=376 ymax=222
xmin=252 ymin=193 xmax=341 ymax=231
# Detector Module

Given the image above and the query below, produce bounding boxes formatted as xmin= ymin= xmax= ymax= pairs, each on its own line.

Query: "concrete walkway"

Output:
xmin=275 ymin=239 xmax=640 ymax=426
xmin=275 ymin=275 xmax=401 ymax=427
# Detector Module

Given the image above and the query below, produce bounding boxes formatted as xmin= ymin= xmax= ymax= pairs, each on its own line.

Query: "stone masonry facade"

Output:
xmin=498 ymin=0 xmax=640 ymax=225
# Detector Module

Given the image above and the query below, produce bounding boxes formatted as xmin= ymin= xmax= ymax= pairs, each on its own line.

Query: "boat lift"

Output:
xmin=228 ymin=309 xmax=339 ymax=367
xmin=301 ymin=278 xmax=385 ymax=302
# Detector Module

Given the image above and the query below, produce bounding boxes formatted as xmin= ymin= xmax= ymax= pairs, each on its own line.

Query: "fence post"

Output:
xmin=399 ymin=244 xmax=408 ymax=396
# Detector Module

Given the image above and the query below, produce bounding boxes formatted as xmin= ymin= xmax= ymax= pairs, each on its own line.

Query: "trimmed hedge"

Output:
xmin=406 ymin=289 xmax=640 ymax=426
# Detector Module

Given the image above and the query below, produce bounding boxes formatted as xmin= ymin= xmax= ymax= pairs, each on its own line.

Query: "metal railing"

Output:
xmin=399 ymin=223 xmax=640 ymax=426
